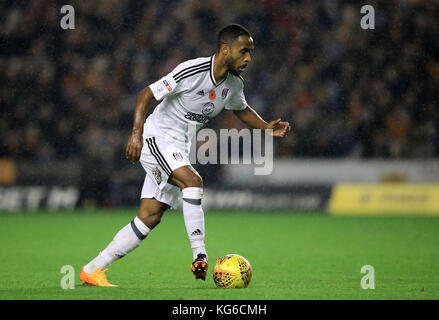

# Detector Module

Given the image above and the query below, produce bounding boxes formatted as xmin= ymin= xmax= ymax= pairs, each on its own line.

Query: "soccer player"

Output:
xmin=80 ymin=24 xmax=290 ymax=286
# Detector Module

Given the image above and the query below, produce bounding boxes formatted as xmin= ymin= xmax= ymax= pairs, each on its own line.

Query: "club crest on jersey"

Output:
xmin=173 ymin=152 xmax=183 ymax=162
xmin=152 ymin=167 xmax=162 ymax=184
xmin=202 ymin=102 xmax=215 ymax=115
xmin=222 ymin=88 xmax=229 ymax=99
xmin=163 ymin=80 xmax=172 ymax=92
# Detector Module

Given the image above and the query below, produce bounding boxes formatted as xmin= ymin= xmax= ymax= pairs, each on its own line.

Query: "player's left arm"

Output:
xmin=233 ymin=106 xmax=291 ymax=137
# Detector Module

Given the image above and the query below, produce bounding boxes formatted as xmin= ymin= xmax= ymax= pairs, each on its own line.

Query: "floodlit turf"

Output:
xmin=0 ymin=210 xmax=438 ymax=300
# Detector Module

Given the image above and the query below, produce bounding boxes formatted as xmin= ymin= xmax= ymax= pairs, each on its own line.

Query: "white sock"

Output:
xmin=182 ymin=187 xmax=207 ymax=261
xmin=84 ymin=216 xmax=151 ymax=273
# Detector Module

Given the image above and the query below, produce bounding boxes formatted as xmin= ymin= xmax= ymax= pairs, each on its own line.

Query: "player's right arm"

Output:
xmin=125 ymin=86 xmax=154 ymax=163
xmin=126 ymin=59 xmax=194 ymax=162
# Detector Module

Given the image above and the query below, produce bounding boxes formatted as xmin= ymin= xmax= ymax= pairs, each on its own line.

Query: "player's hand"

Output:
xmin=126 ymin=132 xmax=143 ymax=163
xmin=266 ymin=118 xmax=291 ymax=137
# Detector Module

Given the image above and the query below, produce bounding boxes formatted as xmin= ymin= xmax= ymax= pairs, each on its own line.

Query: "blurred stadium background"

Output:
xmin=1 ymin=0 xmax=439 ymax=214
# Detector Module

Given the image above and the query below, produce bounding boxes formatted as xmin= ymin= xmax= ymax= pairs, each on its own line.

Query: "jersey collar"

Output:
xmin=210 ymin=54 xmax=227 ymax=87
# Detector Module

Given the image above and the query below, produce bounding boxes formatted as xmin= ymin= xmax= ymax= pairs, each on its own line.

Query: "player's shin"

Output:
xmin=83 ymin=216 xmax=151 ymax=273
xmin=182 ymin=187 xmax=207 ymax=261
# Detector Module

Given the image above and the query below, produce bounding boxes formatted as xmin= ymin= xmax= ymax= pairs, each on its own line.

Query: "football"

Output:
xmin=213 ymin=254 xmax=252 ymax=288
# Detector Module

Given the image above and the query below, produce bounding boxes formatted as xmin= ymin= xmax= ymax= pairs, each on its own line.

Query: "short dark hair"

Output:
xmin=217 ymin=24 xmax=251 ymax=51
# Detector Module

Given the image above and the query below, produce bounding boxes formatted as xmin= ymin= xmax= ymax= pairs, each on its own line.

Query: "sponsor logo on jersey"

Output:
xmin=197 ymin=89 xmax=205 ymax=96
xmin=202 ymin=102 xmax=215 ymax=115
xmin=222 ymin=88 xmax=229 ymax=99
xmin=173 ymin=152 xmax=183 ymax=162
xmin=152 ymin=167 xmax=162 ymax=184
xmin=163 ymin=80 xmax=172 ymax=92
xmin=209 ymin=89 xmax=216 ymax=100
xmin=184 ymin=112 xmax=210 ymax=124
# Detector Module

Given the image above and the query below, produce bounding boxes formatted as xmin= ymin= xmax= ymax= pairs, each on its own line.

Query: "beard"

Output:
xmin=225 ymin=56 xmax=241 ymax=76
xmin=228 ymin=69 xmax=241 ymax=76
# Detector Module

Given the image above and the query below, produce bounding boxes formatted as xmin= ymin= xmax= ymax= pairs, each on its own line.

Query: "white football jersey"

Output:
xmin=145 ymin=54 xmax=249 ymax=151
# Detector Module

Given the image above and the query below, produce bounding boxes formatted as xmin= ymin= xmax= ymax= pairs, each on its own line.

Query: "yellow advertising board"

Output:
xmin=329 ymin=183 xmax=439 ymax=215
xmin=0 ymin=158 xmax=16 ymax=185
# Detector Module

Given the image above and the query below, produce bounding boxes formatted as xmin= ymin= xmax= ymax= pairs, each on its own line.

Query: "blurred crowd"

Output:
xmin=1 ymin=0 xmax=438 ymax=177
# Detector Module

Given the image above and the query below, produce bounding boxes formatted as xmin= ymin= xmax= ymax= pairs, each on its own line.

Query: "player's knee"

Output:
xmin=184 ymin=174 xmax=203 ymax=188
xmin=138 ymin=210 xmax=163 ymax=229
xmin=149 ymin=213 xmax=162 ymax=228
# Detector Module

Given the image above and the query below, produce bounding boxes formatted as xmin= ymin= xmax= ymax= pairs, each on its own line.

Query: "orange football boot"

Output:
xmin=79 ymin=266 xmax=118 ymax=287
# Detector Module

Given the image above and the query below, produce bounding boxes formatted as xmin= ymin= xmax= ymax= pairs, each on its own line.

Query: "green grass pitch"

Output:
xmin=0 ymin=210 xmax=438 ymax=300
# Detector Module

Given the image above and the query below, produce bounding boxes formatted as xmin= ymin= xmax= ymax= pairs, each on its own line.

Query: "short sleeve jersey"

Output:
xmin=145 ymin=54 xmax=249 ymax=151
